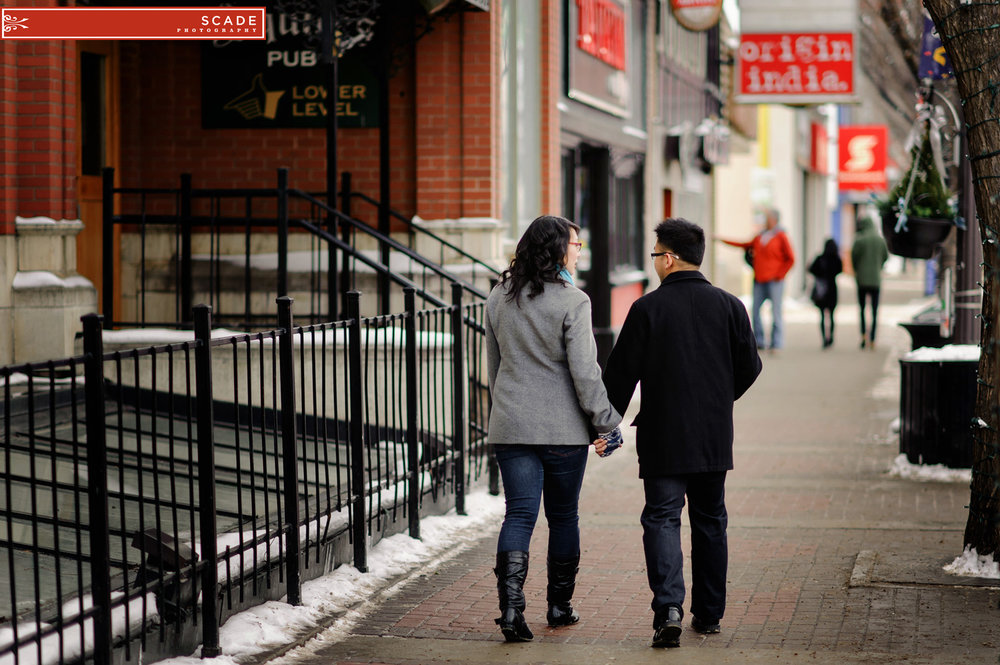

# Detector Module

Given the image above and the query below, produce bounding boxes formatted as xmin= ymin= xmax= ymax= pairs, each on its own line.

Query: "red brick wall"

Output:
xmin=414 ymin=9 xmax=499 ymax=221
xmin=118 ymin=40 xmax=415 ymax=225
xmin=1 ymin=26 xmax=76 ymax=234
xmin=117 ymin=10 xmax=499 ymax=227
xmin=3 ymin=8 xmax=500 ymax=234
xmin=539 ymin=0 xmax=561 ymax=215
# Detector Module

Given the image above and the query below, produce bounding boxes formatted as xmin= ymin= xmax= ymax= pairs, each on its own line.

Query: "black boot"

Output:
xmin=494 ymin=551 xmax=533 ymax=642
xmin=546 ymin=555 xmax=580 ymax=627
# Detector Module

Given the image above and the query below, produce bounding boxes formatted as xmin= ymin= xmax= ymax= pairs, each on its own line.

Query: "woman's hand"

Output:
xmin=594 ymin=426 xmax=623 ymax=458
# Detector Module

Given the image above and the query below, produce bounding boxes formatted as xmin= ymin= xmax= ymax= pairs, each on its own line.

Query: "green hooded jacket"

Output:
xmin=851 ymin=217 xmax=889 ymax=288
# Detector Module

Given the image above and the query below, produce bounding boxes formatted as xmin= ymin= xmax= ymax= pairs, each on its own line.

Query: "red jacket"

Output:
xmin=723 ymin=230 xmax=795 ymax=283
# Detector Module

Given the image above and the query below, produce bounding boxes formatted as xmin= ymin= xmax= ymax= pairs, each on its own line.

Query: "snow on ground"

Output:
xmin=887 ymin=453 xmax=971 ymax=483
xmin=944 ymin=546 xmax=1000 ymax=579
xmin=155 ymin=490 xmax=505 ymax=665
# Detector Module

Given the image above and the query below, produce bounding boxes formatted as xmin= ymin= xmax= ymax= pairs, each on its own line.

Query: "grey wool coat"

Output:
xmin=485 ymin=279 xmax=622 ymax=445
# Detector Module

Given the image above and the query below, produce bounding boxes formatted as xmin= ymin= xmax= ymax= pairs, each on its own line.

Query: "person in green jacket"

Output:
xmin=850 ymin=216 xmax=889 ymax=350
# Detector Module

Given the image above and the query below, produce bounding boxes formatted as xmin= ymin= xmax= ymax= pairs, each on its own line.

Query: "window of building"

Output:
xmin=80 ymin=51 xmax=107 ymax=176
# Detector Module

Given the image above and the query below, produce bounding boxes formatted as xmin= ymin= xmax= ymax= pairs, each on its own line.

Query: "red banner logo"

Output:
xmin=738 ymin=33 xmax=854 ymax=100
xmin=1 ymin=7 xmax=265 ymax=40
xmin=838 ymin=125 xmax=888 ymax=192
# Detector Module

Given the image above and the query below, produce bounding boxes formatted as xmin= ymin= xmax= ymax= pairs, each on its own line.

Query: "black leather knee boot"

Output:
xmin=546 ymin=555 xmax=580 ymax=627
xmin=494 ymin=551 xmax=533 ymax=642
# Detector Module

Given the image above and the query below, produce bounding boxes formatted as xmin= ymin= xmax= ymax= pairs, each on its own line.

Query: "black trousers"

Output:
xmin=857 ymin=286 xmax=881 ymax=342
xmin=819 ymin=306 xmax=835 ymax=346
xmin=641 ymin=472 xmax=728 ymax=623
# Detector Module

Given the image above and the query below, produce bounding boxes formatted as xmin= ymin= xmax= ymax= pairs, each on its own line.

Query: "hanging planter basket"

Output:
xmin=877 ymin=125 xmax=957 ymax=259
xmin=881 ymin=209 xmax=954 ymax=259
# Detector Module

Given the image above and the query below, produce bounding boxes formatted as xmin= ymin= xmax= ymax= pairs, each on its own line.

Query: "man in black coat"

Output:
xmin=602 ymin=218 xmax=762 ymax=648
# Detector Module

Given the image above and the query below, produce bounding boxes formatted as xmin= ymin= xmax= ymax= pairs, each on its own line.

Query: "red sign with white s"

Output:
xmin=838 ymin=125 xmax=888 ymax=192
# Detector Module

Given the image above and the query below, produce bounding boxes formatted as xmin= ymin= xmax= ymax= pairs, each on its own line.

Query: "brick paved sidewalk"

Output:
xmin=270 ymin=275 xmax=1000 ymax=665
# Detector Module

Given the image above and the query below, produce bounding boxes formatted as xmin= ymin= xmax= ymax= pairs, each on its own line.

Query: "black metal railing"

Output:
xmin=102 ymin=168 xmax=499 ymax=331
xmin=0 ymin=289 xmax=491 ymax=665
xmin=338 ymin=171 xmax=501 ymax=293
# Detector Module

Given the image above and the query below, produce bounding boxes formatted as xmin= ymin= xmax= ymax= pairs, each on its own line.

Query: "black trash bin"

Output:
xmin=899 ymin=304 xmax=947 ymax=350
xmin=899 ymin=351 xmax=978 ymax=469
xmin=899 ymin=321 xmax=947 ymax=350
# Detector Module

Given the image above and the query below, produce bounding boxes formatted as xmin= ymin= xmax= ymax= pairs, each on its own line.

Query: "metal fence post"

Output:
xmin=334 ymin=171 xmax=352 ymax=319
xmin=487 ymin=278 xmax=499 ymax=496
xmin=450 ymin=283 xmax=466 ymax=516
xmin=404 ymin=288 xmax=420 ymax=539
xmin=193 ymin=305 xmax=221 ymax=656
xmin=277 ymin=169 xmax=289 ymax=299
xmin=180 ymin=174 xmax=193 ymax=327
xmin=277 ymin=296 xmax=302 ymax=604
xmin=102 ymin=168 xmax=115 ymax=330
xmin=81 ymin=314 xmax=112 ymax=665
xmin=347 ymin=291 xmax=368 ymax=572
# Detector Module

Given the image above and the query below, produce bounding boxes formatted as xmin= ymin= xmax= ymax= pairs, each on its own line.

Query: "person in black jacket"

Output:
xmin=602 ymin=218 xmax=762 ymax=648
xmin=808 ymin=238 xmax=843 ymax=349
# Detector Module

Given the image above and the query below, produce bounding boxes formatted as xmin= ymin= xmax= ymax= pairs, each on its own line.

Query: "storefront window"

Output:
xmin=609 ymin=153 xmax=644 ymax=272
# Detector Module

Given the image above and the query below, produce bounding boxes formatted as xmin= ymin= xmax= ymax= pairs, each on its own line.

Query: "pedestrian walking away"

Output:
xmin=603 ymin=218 xmax=762 ymax=648
xmin=484 ymin=214 xmax=623 ymax=644
xmin=851 ymin=216 xmax=889 ymax=350
xmin=716 ymin=208 xmax=795 ymax=352
xmin=808 ymin=238 xmax=843 ymax=349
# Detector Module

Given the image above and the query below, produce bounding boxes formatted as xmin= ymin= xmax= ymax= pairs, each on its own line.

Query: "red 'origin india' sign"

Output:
xmin=738 ymin=33 xmax=854 ymax=100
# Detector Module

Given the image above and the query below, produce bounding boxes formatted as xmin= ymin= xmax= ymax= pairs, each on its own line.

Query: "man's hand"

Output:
xmin=592 ymin=437 xmax=608 ymax=456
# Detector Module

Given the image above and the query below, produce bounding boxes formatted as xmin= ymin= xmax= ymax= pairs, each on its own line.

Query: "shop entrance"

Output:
xmin=76 ymin=41 xmax=120 ymax=314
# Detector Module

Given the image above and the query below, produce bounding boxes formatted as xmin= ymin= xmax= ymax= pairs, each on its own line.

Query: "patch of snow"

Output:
xmin=887 ymin=453 xmax=971 ymax=483
xmin=903 ymin=344 xmax=980 ymax=362
xmin=15 ymin=216 xmax=80 ymax=226
xmin=12 ymin=272 xmax=93 ymax=290
xmin=159 ymin=490 xmax=504 ymax=661
xmin=944 ymin=546 xmax=1000 ymax=579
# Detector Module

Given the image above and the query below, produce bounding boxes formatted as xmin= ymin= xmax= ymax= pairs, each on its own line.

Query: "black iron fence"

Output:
xmin=0 ymin=289 xmax=492 ymax=665
xmin=101 ymin=168 xmax=500 ymax=330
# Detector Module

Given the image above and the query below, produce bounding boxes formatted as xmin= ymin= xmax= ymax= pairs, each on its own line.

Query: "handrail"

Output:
xmin=289 ymin=189 xmax=489 ymax=300
xmin=295 ymin=214 xmax=486 ymax=334
xmin=345 ymin=189 xmax=501 ymax=279
xmin=294 ymin=215 xmax=449 ymax=308
xmin=102 ymin=167 xmax=495 ymax=329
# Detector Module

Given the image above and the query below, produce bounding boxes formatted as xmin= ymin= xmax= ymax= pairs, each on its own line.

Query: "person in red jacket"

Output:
xmin=716 ymin=208 xmax=795 ymax=351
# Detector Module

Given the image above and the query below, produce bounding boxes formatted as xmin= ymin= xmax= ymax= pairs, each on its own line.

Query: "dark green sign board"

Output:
xmin=201 ymin=16 xmax=379 ymax=129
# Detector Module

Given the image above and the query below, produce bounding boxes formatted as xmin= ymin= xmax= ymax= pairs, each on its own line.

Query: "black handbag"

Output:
xmin=810 ymin=278 xmax=829 ymax=305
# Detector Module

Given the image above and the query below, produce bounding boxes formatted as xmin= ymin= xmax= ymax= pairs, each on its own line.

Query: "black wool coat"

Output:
xmin=808 ymin=252 xmax=842 ymax=309
xmin=602 ymin=271 xmax=762 ymax=478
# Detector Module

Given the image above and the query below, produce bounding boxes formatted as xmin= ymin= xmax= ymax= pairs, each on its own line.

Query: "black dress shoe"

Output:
xmin=691 ymin=616 xmax=721 ymax=634
xmin=651 ymin=606 xmax=682 ymax=648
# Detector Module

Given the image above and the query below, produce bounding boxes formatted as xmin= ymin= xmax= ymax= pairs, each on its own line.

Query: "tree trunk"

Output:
xmin=923 ymin=0 xmax=1000 ymax=558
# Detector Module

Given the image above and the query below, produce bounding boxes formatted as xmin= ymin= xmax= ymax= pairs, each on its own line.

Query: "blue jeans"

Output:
xmin=641 ymin=472 xmax=728 ymax=622
xmin=494 ymin=444 xmax=588 ymax=558
xmin=752 ymin=279 xmax=785 ymax=349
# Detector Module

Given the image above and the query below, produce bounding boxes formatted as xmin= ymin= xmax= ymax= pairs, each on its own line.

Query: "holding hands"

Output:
xmin=592 ymin=426 xmax=623 ymax=458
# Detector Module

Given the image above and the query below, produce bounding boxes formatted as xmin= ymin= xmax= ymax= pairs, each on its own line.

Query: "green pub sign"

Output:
xmin=201 ymin=11 xmax=378 ymax=129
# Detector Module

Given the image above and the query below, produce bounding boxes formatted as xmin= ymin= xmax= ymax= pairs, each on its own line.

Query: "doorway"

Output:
xmin=76 ymin=41 xmax=120 ymax=315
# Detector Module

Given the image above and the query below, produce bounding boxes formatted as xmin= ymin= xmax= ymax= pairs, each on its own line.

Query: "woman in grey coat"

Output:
xmin=485 ymin=215 xmax=622 ymax=643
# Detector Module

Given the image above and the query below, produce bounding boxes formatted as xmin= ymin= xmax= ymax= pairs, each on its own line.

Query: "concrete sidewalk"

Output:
xmin=270 ymin=271 xmax=1000 ymax=665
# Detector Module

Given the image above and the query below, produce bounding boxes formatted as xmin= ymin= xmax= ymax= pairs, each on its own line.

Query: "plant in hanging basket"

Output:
xmin=876 ymin=128 xmax=957 ymax=259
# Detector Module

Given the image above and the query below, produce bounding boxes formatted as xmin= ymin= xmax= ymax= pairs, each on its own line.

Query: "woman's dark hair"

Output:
xmin=822 ymin=238 xmax=839 ymax=258
xmin=500 ymin=215 xmax=580 ymax=305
